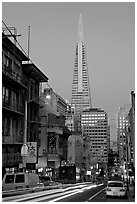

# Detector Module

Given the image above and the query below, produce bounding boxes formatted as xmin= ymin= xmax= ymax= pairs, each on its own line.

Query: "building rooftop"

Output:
xmin=23 ymin=63 xmax=48 ymax=82
xmin=2 ymin=32 xmax=29 ymax=61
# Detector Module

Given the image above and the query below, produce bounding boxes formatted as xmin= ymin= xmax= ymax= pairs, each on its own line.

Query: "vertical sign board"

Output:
xmin=26 ymin=142 xmax=37 ymax=163
xmin=48 ymin=133 xmax=56 ymax=154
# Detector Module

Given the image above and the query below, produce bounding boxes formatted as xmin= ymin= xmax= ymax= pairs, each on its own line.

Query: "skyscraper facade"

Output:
xmin=71 ymin=13 xmax=92 ymax=116
xmin=81 ymin=108 xmax=108 ymax=171
xmin=65 ymin=102 xmax=76 ymax=132
xmin=117 ymin=104 xmax=131 ymax=166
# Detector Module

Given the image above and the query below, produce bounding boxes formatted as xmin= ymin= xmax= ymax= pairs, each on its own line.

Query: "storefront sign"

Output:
xmin=26 ymin=142 xmax=37 ymax=163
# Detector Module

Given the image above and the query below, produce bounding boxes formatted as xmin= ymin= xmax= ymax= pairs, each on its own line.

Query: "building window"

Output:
xmin=13 ymin=62 xmax=21 ymax=80
xmin=3 ymin=116 xmax=10 ymax=136
xmin=12 ymin=91 xmax=18 ymax=110
xmin=4 ymin=54 xmax=12 ymax=68
xmin=3 ymin=86 xmax=10 ymax=106
xmin=12 ymin=118 xmax=18 ymax=139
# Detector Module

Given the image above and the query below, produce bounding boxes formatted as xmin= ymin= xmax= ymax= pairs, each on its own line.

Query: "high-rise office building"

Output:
xmin=81 ymin=108 xmax=108 ymax=170
xmin=71 ymin=13 xmax=92 ymax=115
xmin=65 ymin=102 xmax=76 ymax=132
xmin=117 ymin=104 xmax=131 ymax=166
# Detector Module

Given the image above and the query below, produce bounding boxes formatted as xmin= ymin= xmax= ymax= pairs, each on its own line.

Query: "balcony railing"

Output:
xmin=3 ymin=64 xmax=21 ymax=82
xmin=2 ymin=135 xmax=23 ymax=144
xmin=2 ymin=64 xmax=27 ymax=87
xmin=2 ymin=128 xmax=23 ymax=143
xmin=2 ymin=153 xmax=22 ymax=166
xmin=2 ymin=100 xmax=25 ymax=114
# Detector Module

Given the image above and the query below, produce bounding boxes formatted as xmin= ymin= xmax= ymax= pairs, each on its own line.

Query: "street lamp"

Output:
xmin=21 ymin=94 xmax=51 ymax=171
xmin=21 ymin=100 xmax=29 ymax=171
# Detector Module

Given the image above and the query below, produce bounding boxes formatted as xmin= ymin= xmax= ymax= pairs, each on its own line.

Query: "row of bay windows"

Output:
xmin=2 ymin=51 xmax=22 ymax=82
xmin=82 ymin=113 xmax=106 ymax=116
xmin=91 ymin=152 xmax=108 ymax=155
xmin=2 ymin=115 xmax=22 ymax=142
xmin=87 ymin=134 xmax=107 ymax=136
xmin=82 ymin=118 xmax=106 ymax=121
xmin=71 ymin=94 xmax=90 ymax=98
xmin=73 ymin=78 xmax=88 ymax=82
xmin=83 ymin=128 xmax=107 ymax=131
xmin=3 ymin=86 xmax=38 ymax=114
xmin=90 ymin=146 xmax=107 ymax=149
xmin=82 ymin=124 xmax=107 ymax=127
xmin=73 ymin=69 xmax=87 ymax=74
xmin=72 ymin=81 xmax=88 ymax=85
xmin=3 ymin=86 xmax=20 ymax=110
xmin=72 ymin=89 xmax=89 ymax=93
xmin=3 ymin=115 xmax=37 ymax=142
xmin=82 ymin=123 xmax=107 ymax=126
xmin=90 ymin=135 xmax=107 ymax=138
xmin=3 ymin=51 xmax=39 ymax=99
xmin=73 ymin=71 xmax=88 ymax=76
xmin=90 ymin=140 xmax=107 ymax=143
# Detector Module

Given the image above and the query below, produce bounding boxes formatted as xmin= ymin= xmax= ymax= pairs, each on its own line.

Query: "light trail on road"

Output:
xmin=48 ymin=184 xmax=99 ymax=202
xmin=3 ymin=183 xmax=99 ymax=202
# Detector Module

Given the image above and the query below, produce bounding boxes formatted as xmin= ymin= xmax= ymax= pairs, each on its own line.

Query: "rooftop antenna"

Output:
xmin=28 ymin=26 xmax=31 ymax=62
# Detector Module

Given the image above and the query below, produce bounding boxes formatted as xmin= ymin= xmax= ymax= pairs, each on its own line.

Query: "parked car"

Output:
xmin=2 ymin=172 xmax=44 ymax=191
xmin=105 ymin=180 xmax=127 ymax=197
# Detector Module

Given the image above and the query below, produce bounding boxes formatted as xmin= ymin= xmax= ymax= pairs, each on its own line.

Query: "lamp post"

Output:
xmin=21 ymin=101 xmax=28 ymax=171
xmin=21 ymin=94 xmax=51 ymax=172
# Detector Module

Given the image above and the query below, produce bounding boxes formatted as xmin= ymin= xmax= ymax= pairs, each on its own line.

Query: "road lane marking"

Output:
xmin=48 ymin=190 xmax=80 ymax=202
xmin=48 ymin=184 xmax=99 ymax=202
xmin=88 ymin=187 xmax=106 ymax=201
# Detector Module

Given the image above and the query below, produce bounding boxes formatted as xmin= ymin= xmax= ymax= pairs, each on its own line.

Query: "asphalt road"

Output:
xmin=51 ymin=184 xmax=128 ymax=202
xmin=2 ymin=183 xmax=129 ymax=202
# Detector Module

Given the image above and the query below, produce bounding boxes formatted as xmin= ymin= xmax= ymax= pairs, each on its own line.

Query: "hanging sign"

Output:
xmin=26 ymin=142 xmax=37 ymax=163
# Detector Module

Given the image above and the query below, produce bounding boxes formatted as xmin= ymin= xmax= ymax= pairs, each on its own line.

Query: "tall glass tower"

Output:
xmin=71 ymin=13 xmax=92 ymax=115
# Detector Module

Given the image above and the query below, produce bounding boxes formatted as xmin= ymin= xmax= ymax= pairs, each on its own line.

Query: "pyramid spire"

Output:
xmin=71 ymin=13 xmax=92 ymax=115
xmin=77 ymin=12 xmax=84 ymax=42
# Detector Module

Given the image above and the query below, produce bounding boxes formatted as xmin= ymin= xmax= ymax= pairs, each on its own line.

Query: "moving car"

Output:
xmin=2 ymin=172 xmax=43 ymax=191
xmin=39 ymin=175 xmax=62 ymax=188
xmin=39 ymin=175 xmax=54 ymax=186
xmin=105 ymin=180 xmax=127 ymax=197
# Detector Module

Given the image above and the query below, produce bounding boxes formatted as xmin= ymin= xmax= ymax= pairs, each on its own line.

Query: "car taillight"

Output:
xmin=106 ymin=188 xmax=111 ymax=191
xmin=120 ymin=189 xmax=125 ymax=192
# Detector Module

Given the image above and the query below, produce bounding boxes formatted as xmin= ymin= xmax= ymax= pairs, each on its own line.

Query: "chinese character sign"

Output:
xmin=48 ymin=133 xmax=56 ymax=154
xmin=26 ymin=142 xmax=37 ymax=163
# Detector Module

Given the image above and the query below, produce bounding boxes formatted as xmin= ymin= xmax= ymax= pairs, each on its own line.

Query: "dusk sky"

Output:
xmin=2 ymin=2 xmax=135 ymax=140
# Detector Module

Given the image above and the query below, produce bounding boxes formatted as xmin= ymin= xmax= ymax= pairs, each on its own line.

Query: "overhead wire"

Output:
xmin=2 ymin=20 xmax=30 ymax=61
xmin=2 ymin=20 xmax=52 ymax=89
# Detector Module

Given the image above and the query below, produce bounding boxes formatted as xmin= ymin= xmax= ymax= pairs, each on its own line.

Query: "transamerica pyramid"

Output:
xmin=71 ymin=13 xmax=92 ymax=115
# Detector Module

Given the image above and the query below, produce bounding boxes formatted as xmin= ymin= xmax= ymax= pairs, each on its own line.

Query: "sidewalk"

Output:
xmin=127 ymin=184 xmax=135 ymax=202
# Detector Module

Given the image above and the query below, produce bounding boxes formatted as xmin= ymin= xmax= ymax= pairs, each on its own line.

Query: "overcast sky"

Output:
xmin=2 ymin=2 xmax=135 ymax=140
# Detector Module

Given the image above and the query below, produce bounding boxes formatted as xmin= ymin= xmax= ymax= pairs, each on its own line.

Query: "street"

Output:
xmin=2 ymin=182 xmax=129 ymax=202
xmin=51 ymin=184 xmax=128 ymax=202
